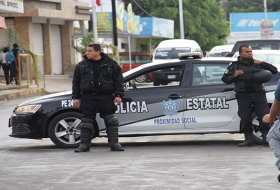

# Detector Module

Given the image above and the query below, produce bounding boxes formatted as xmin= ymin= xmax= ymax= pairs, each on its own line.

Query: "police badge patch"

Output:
xmin=162 ymin=99 xmax=179 ymax=116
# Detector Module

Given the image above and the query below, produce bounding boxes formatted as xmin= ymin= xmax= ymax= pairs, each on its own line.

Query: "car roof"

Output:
xmin=236 ymin=38 xmax=280 ymax=42
xmin=209 ymin=45 xmax=234 ymax=53
xmin=202 ymin=57 xmax=236 ymax=61
xmin=250 ymin=50 xmax=280 ymax=54
xmin=123 ymin=57 xmax=235 ymax=77
xmin=233 ymin=49 xmax=280 ymax=57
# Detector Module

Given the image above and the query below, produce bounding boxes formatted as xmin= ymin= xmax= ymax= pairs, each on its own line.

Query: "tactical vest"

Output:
xmin=234 ymin=63 xmax=263 ymax=92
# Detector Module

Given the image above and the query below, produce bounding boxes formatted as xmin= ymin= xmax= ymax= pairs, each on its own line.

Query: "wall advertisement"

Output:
xmin=97 ymin=2 xmax=174 ymax=38
xmin=230 ymin=12 xmax=280 ymax=37
xmin=0 ymin=0 xmax=24 ymax=13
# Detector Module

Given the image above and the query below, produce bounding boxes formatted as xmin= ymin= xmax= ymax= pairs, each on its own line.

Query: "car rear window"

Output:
xmin=232 ymin=40 xmax=280 ymax=52
xmin=120 ymin=55 xmax=151 ymax=64
xmin=154 ymin=48 xmax=192 ymax=60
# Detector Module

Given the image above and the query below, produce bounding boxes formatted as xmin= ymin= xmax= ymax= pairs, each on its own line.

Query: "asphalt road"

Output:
xmin=0 ymin=97 xmax=279 ymax=190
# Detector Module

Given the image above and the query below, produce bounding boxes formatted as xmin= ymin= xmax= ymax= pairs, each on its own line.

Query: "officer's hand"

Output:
xmin=234 ymin=70 xmax=243 ymax=78
xmin=262 ymin=114 xmax=274 ymax=124
xmin=114 ymin=97 xmax=122 ymax=105
xmin=254 ymin=60 xmax=262 ymax=65
xmin=73 ymin=99 xmax=80 ymax=108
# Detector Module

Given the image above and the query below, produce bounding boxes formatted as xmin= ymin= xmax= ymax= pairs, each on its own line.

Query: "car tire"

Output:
xmin=153 ymin=79 xmax=160 ymax=86
xmin=48 ymin=112 xmax=88 ymax=148
xmin=135 ymin=74 xmax=147 ymax=83
xmin=251 ymin=113 xmax=263 ymax=145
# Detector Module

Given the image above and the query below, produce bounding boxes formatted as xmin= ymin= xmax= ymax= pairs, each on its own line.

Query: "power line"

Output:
xmin=132 ymin=0 xmax=153 ymax=17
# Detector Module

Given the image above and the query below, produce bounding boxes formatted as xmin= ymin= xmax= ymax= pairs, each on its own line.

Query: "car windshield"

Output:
xmin=233 ymin=51 xmax=280 ymax=69
xmin=154 ymin=47 xmax=191 ymax=60
xmin=253 ymin=53 xmax=280 ymax=70
xmin=233 ymin=41 xmax=280 ymax=52
xmin=209 ymin=52 xmax=230 ymax=57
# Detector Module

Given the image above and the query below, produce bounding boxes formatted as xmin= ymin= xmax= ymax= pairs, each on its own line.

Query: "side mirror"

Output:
xmin=221 ymin=52 xmax=230 ymax=56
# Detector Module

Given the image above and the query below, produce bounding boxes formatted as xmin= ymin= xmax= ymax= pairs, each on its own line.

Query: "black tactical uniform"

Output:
xmin=222 ymin=57 xmax=277 ymax=146
xmin=72 ymin=52 xmax=124 ymax=152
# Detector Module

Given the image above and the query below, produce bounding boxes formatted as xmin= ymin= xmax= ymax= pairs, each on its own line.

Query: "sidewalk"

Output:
xmin=0 ymin=75 xmax=73 ymax=101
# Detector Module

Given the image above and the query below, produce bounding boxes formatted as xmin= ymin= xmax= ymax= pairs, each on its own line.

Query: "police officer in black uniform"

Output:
xmin=222 ymin=45 xmax=277 ymax=147
xmin=72 ymin=44 xmax=124 ymax=152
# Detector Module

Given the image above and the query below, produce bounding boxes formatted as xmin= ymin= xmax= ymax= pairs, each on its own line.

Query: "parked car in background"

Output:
xmin=119 ymin=52 xmax=152 ymax=73
xmin=9 ymin=54 xmax=280 ymax=148
xmin=152 ymin=39 xmax=203 ymax=62
xmin=233 ymin=50 xmax=280 ymax=70
xmin=208 ymin=45 xmax=234 ymax=57
xmin=227 ymin=38 xmax=280 ymax=57
xmin=119 ymin=52 xmax=152 ymax=83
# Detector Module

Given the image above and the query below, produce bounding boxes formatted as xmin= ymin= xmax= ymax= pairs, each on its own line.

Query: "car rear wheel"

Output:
xmin=135 ymin=74 xmax=147 ymax=83
xmin=153 ymin=79 xmax=160 ymax=86
xmin=48 ymin=112 xmax=87 ymax=148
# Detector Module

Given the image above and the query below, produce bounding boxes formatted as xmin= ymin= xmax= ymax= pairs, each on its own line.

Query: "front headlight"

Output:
xmin=15 ymin=104 xmax=41 ymax=114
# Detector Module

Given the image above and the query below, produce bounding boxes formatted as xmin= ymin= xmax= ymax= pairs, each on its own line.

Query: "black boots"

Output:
xmin=238 ymin=132 xmax=255 ymax=147
xmin=75 ymin=128 xmax=92 ymax=153
xmin=262 ymin=130 xmax=269 ymax=146
xmin=106 ymin=126 xmax=124 ymax=151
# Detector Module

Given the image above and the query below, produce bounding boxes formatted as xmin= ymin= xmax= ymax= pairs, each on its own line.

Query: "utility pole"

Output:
xmin=179 ymin=0 xmax=184 ymax=39
xmin=92 ymin=0 xmax=98 ymax=43
xmin=111 ymin=0 xmax=118 ymax=46
xmin=264 ymin=0 xmax=267 ymax=21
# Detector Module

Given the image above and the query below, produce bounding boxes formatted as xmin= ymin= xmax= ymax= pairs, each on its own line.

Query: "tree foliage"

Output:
xmin=130 ymin=0 xmax=229 ymax=51
xmin=72 ymin=32 xmax=121 ymax=64
xmin=225 ymin=0 xmax=280 ymax=19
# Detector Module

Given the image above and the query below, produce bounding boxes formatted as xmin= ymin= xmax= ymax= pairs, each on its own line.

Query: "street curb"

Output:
xmin=0 ymin=88 xmax=46 ymax=101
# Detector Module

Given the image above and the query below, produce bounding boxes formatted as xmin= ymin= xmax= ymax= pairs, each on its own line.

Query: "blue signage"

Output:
xmin=139 ymin=17 xmax=174 ymax=38
xmin=230 ymin=12 xmax=280 ymax=33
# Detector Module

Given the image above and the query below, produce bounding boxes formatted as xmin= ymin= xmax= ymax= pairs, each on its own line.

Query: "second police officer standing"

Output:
xmin=72 ymin=44 xmax=124 ymax=152
xmin=222 ymin=45 xmax=277 ymax=147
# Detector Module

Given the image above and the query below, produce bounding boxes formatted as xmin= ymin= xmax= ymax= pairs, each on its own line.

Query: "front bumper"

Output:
xmin=9 ymin=113 xmax=46 ymax=139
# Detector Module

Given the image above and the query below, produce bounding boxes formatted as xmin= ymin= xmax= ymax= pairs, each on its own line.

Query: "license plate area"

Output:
xmin=167 ymin=75 xmax=176 ymax=79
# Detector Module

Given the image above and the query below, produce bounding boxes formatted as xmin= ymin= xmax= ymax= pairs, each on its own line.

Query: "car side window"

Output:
xmin=192 ymin=64 xmax=227 ymax=86
xmin=135 ymin=55 xmax=151 ymax=64
xmin=120 ymin=55 xmax=136 ymax=64
xmin=124 ymin=65 xmax=184 ymax=90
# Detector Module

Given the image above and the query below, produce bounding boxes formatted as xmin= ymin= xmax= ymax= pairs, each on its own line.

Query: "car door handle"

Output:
xmin=168 ymin=94 xmax=182 ymax=99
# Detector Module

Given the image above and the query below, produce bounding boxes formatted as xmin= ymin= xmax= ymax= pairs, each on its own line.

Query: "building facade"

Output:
xmin=1 ymin=0 xmax=91 ymax=75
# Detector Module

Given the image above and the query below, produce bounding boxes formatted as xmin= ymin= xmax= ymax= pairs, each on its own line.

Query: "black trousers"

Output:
xmin=10 ymin=61 xmax=18 ymax=80
xmin=2 ymin=64 xmax=12 ymax=85
xmin=80 ymin=92 xmax=116 ymax=120
xmin=236 ymin=91 xmax=269 ymax=133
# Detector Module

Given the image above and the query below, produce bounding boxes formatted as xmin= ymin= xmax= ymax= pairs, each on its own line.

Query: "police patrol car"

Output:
xmin=8 ymin=53 xmax=280 ymax=148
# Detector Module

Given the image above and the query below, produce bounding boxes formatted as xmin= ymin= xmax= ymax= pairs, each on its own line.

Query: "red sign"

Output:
xmin=96 ymin=0 xmax=100 ymax=6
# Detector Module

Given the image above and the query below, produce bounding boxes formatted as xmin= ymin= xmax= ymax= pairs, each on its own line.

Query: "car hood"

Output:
xmin=19 ymin=91 xmax=72 ymax=106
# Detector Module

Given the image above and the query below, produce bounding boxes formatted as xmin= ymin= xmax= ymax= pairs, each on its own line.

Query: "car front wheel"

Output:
xmin=135 ymin=74 xmax=147 ymax=83
xmin=48 ymin=112 xmax=84 ymax=148
xmin=252 ymin=113 xmax=263 ymax=145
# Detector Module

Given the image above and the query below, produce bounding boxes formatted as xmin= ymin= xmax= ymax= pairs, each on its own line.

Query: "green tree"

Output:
xmin=5 ymin=26 xmax=18 ymax=48
xmin=72 ymin=32 xmax=121 ymax=64
xmin=225 ymin=0 xmax=280 ymax=19
xmin=130 ymin=0 xmax=229 ymax=51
